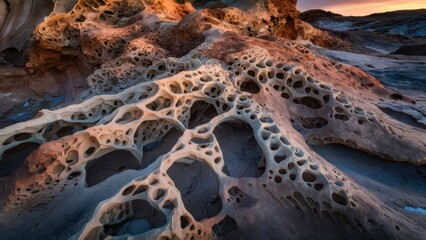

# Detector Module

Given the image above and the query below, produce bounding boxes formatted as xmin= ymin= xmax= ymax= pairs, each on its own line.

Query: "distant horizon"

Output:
xmin=299 ymin=7 xmax=426 ymax=17
xmin=297 ymin=0 xmax=426 ymax=16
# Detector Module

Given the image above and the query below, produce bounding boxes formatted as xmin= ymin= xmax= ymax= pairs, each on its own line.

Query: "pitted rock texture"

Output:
xmin=0 ymin=0 xmax=425 ymax=240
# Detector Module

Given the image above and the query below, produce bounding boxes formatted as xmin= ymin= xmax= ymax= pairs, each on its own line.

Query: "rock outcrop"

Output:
xmin=300 ymin=9 xmax=426 ymax=54
xmin=0 ymin=1 xmax=425 ymax=240
xmin=0 ymin=0 xmax=55 ymax=65
xmin=392 ymin=44 xmax=426 ymax=56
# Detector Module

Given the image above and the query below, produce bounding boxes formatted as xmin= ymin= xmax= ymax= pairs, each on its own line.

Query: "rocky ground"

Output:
xmin=0 ymin=1 xmax=425 ymax=240
xmin=301 ymin=9 xmax=426 ymax=128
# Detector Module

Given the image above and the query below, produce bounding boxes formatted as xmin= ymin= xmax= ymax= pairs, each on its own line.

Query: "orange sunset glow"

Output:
xmin=298 ymin=0 xmax=426 ymax=16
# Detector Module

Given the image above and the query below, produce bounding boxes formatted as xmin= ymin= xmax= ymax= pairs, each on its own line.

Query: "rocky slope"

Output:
xmin=300 ymin=9 xmax=426 ymax=54
xmin=0 ymin=1 xmax=425 ymax=240
xmin=301 ymin=9 xmax=426 ymax=126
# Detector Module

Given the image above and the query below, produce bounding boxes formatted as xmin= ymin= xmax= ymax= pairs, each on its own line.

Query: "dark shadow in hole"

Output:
xmin=104 ymin=199 xmax=167 ymax=236
xmin=1 ymin=48 xmax=20 ymax=63
xmin=240 ymin=79 xmax=260 ymax=94
xmin=167 ymin=159 xmax=222 ymax=221
xmin=293 ymin=97 xmax=322 ymax=109
xmin=297 ymin=117 xmax=328 ymax=129
xmin=213 ymin=121 xmax=264 ymax=178
xmin=212 ymin=215 xmax=238 ymax=237
xmin=85 ymin=150 xmax=140 ymax=187
xmin=390 ymin=93 xmax=403 ymax=101
xmin=142 ymin=127 xmax=182 ymax=163
xmin=0 ymin=142 xmax=40 ymax=177
xmin=310 ymin=143 xmax=426 ymax=196
xmin=43 ymin=122 xmax=90 ymax=140
xmin=228 ymin=186 xmax=256 ymax=208
xmin=57 ymin=126 xmax=77 ymax=138
xmin=189 ymin=100 xmax=219 ymax=129
xmin=380 ymin=107 xmax=425 ymax=129
xmin=86 ymin=128 xmax=182 ymax=187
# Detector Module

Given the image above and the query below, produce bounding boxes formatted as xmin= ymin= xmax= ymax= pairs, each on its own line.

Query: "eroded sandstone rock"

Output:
xmin=0 ymin=0 xmax=425 ymax=239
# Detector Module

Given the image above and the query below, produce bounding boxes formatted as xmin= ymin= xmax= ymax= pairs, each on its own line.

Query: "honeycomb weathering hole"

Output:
xmin=0 ymin=142 xmax=40 ymax=177
xmin=227 ymin=186 xmax=256 ymax=208
xmin=212 ymin=215 xmax=238 ymax=237
xmin=240 ymin=79 xmax=261 ymax=94
xmin=103 ymin=199 xmax=167 ymax=236
xmin=85 ymin=150 xmax=140 ymax=187
xmin=167 ymin=159 xmax=222 ymax=221
xmin=142 ymin=127 xmax=182 ymax=163
xmin=188 ymin=100 xmax=219 ymax=129
xmin=293 ymin=97 xmax=323 ymax=109
xmin=213 ymin=121 xmax=265 ymax=178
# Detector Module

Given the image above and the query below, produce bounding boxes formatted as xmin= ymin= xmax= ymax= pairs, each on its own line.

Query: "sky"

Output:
xmin=297 ymin=0 xmax=426 ymax=16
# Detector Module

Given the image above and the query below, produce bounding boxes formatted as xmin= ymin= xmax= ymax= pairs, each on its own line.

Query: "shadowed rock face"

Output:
xmin=0 ymin=0 xmax=92 ymax=128
xmin=300 ymin=9 xmax=426 ymax=54
xmin=300 ymin=9 xmax=426 ymax=126
xmin=0 ymin=0 xmax=55 ymax=65
xmin=0 ymin=1 xmax=425 ymax=240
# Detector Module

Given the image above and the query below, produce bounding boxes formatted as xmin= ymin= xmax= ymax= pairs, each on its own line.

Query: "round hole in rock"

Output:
xmin=142 ymin=127 xmax=182 ymax=163
xmin=188 ymin=100 xmax=219 ymax=129
xmin=332 ymin=192 xmax=347 ymax=206
xmin=274 ymin=176 xmax=282 ymax=183
xmin=85 ymin=147 xmax=96 ymax=156
xmin=334 ymin=114 xmax=349 ymax=121
xmin=1 ymin=48 xmax=20 ymax=63
xmin=212 ymin=215 xmax=237 ymax=237
xmin=240 ymin=79 xmax=260 ymax=94
xmin=103 ymin=199 xmax=167 ymax=236
xmin=292 ymin=81 xmax=303 ymax=89
xmin=67 ymin=171 xmax=81 ymax=180
xmin=13 ymin=133 xmax=31 ymax=141
xmin=65 ymin=150 xmax=79 ymax=166
xmin=213 ymin=121 xmax=265 ymax=178
xmin=293 ymin=97 xmax=323 ymax=109
xmin=390 ymin=93 xmax=403 ymax=100
xmin=154 ymin=189 xmax=166 ymax=200
xmin=274 ymin=154 xmax=287 ymax=163
xmin=302 ymin=171 xmax=316 ymax=182
xmin=0 ymin=142 xmax=40 ymax=177
xmin=57 ymin=126 xmax=77 ymax=138
xmin=180 ymin=215 xmax=190 ymax=229
xmin=163 ymin=200 xmax=175 ymax=210
xmin=85 ymin=150 xmax=140 ymax=187
xmin=167 ymin=159 xmax=222 ymax=221
xmin=122 ymin=185 xmax=135 ymax=196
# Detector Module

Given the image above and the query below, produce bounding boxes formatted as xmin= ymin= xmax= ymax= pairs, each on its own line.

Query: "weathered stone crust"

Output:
xmin=0 ymin=1 xmax=425 ymax=239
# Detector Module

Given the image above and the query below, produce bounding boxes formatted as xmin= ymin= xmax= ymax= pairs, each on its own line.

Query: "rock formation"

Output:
xmin=0 ymin=0 xmax=425 ymax=239
xmin=0 ymin=0 xmax=55 ymax=65
xmin=300 ymin=9 xmax=426 ymax=54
